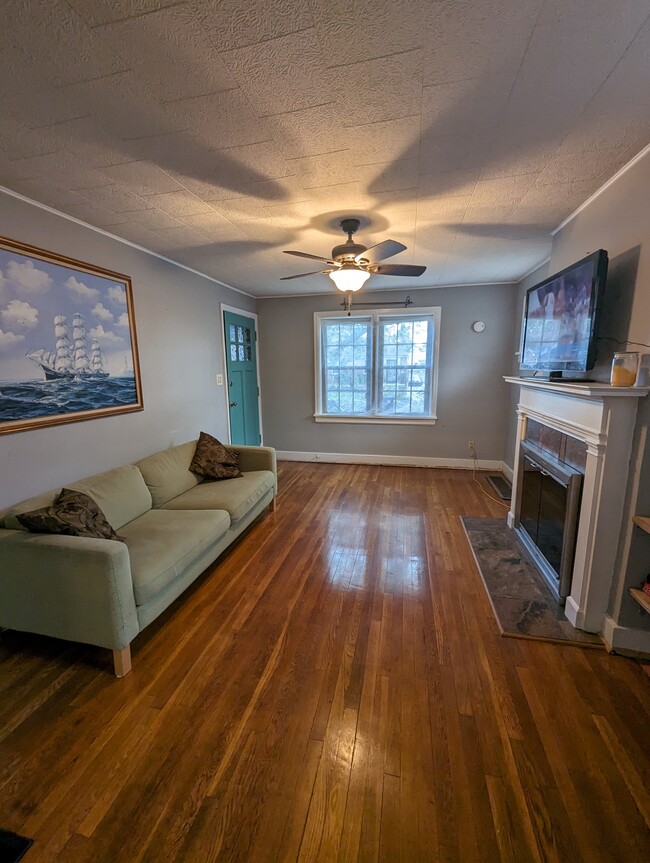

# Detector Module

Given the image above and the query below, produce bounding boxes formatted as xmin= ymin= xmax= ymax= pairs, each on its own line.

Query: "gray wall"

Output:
xmin=503 ymin=261 xmax=550 ymax=472
xmin=0 ymin=190 xmax=254 ymax=509
xmin=257 ymin=283 xmax=518 ymax=461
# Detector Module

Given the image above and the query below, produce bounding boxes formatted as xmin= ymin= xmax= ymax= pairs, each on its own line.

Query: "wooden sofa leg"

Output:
xmin=113 ymin=645 xmax=132 ymax=678
xmin=270 ymin=497 xmax=277 ymax=512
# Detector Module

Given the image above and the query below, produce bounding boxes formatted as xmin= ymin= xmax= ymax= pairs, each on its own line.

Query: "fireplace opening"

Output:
xmin=515 ymin=439 xmax=583 ymax=603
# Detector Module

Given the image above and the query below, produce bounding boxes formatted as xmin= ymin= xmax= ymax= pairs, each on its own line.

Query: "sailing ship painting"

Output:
xmin=27 ymin=314 xmax=110 ymax=381
xmin=0 ymin=236 xmax=143 ymax=435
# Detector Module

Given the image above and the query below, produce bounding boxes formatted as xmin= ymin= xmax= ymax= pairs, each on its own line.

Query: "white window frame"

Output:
xmin=313 ymin=306 xmax=441 ymax=425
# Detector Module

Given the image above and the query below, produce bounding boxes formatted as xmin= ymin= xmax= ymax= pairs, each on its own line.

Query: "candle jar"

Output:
xmin=611 ymin=351 xmax=638 ymax=386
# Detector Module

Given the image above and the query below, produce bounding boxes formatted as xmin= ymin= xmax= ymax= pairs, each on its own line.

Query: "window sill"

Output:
xmin=313 ymin=414 xmax=437 ymax=426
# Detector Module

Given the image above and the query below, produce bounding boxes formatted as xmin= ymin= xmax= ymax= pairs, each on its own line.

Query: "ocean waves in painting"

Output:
xmin=0 ymin=377 xmax=138 ymax=421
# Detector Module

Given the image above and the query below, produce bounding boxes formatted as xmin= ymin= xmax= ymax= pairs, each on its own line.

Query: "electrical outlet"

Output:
xmin=468 ymin=439 xmax=475 ymax=452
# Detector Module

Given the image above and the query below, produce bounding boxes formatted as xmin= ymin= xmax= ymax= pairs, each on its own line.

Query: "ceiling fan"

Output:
xmin=281 ymin=218 xmax=426 ymax=292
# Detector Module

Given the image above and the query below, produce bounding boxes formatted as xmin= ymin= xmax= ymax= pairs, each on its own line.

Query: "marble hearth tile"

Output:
xmin=462 ymin=517 xmax=603 ymax=648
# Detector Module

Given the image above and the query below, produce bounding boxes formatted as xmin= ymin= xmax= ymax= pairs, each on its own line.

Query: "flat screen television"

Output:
xmin=519 ymin=249 xmax=608 ymax=379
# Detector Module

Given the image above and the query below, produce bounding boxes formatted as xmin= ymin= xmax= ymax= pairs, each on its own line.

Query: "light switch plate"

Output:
xmin=216 ymin=374 xmax=223 ymax=385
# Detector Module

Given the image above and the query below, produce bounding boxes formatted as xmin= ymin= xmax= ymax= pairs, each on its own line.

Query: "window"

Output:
xmin=314 ymin=307 xmax=441 ymax=424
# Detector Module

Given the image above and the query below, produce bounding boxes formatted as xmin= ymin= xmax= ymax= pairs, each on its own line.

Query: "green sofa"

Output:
xmin=0 ymin=441 xmax=277 ymax=677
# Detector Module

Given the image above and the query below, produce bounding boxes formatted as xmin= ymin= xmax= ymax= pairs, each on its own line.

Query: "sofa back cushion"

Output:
xmin=136 ymin=441 xmax=201 ymax=508
xmin=3 ymin=464 xmax=152 ymax=532
xmin=4 ymin=490 xmax=61 ymax=530
xmin=69 ymin=465 xmax=152 ymax=530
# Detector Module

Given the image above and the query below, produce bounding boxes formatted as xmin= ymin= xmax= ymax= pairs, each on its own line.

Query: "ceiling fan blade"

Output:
xmin=356 ymin=239 xmax=406 ymax=265
xmin=280 ymin=270 xmax=331 ymax=280
xmin=368 ymin=264 xmax=427 ymax=277
xmin=284 ymin=250 xmax=336 ymax=264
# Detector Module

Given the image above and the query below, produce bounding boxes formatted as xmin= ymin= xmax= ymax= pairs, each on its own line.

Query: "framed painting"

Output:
xmin=0 ymin=235 xmax=143 ymax=435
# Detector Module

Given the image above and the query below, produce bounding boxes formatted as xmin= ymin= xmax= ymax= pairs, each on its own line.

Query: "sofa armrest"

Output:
xmin=231 ymin=445 xmax=277 ymax=484
xmin=0 ymin=530 xmax=139 ymax=651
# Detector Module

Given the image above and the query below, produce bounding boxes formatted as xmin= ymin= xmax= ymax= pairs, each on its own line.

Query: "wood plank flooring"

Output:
xmin=1 ymin=462 xmax=649 ymax=862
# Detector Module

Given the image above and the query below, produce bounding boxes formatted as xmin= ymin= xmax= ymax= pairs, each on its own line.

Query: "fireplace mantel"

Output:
xmin=505 ymin=377 xmax=649 ymax=634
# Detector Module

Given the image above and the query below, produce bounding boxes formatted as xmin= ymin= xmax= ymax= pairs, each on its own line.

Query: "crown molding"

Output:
xmin=552 ymin=141 xmax=650 ymax=236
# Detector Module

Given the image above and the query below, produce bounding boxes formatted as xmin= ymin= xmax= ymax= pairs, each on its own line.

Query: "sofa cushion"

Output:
xmin=136 ymin=441 xmax=201 ymax=508
xmin=4 ymin=490 xmax=61 ymax=530
xmin=189 ymin=431 xmax=242 ymax=480
xmin=161 ymin=470 xmax=275 ymax=523
xmin=119 ymin=509 xmax=230 ymax=605
xmin=3 ymin=464 xmax=152 ymax=532
xmin=16 ymin=488 xmax=124 ymax=541
xmin=69 ymin=465 xmax=152 ymax=531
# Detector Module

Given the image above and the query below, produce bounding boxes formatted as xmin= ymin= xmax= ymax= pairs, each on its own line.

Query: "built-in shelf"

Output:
xmin=632 ymin=515 xmax=650 ymax=535
xmin=629 ymin=588 xmax=650 ymax=615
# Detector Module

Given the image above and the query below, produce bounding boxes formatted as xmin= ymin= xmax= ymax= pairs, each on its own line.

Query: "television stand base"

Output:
xmin=522 ymin=372 xmax=595 ymax=384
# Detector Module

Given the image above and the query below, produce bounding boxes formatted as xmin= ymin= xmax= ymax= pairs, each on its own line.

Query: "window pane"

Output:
xmin=398 ymin=321 xmax=413 ymax=342
xmin=384 ymin=323 xmax=398 ymax=344
xmin=413 ymin=321 xmax=428 ymax=343
xmin=325 ymin=325 xmax=340 ymax=346
xmin=411 ymin=391 xmax=425 ymax=412
xmin=327 ymin=394 xmax=339 ymax=412
xmin=321 ymin=318 xmax=372 ymax=415
xmin=413 ymin=343 xmax=427 ymax=365
xmin=353 ymin=390 xmax=368 ymax=412
xmin=340 ymin=391 xmax=354 ymax=412
xmin=238 ymin=345 xmax=245 ymax=361
xmin=339 ymin=345 xmax=353 ymax=367
xmin=339 ymin=324 xmax=353 ymax=345
xmin=353 ymin=345 xmax=367 ymax=366
xmin=354 ymin=323 xmax=368 ymax=343
xmin=396 ymin=393 xmax=411 ymax=413
xmin=411 ymin=369 xmax=425 ymax=389
xmin=381 ymin=392 xmax=396 ymax=413
xmin=229 ymin=324 xmax=236 ymax=343
xmin=230 ymin=345 xmax=237 ymax=361
xmin=378 ymin=317 xmax=432 ymax=416
xmin=340 ymin=369 xmax=353 ymax=390
xmin=398 ymin=344 xmax=412 ymax=365
xmin=383 ymin=344 xmax=397 ymax=366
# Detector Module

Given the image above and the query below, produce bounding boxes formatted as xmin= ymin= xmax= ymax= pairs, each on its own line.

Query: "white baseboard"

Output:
xmin=564 ymin=596 xmax=583 ymax=629
xmin=276 ymin=451 xmax=503 ymax=470
xmin=501 ymin=461 xmax=514 ymax=483
xmin=602 ymin=615 xmax=650 ymax=657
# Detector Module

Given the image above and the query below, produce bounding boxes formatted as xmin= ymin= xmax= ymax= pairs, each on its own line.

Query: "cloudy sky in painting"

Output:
xmin=0 ymin=248 xmax=135 ymax=381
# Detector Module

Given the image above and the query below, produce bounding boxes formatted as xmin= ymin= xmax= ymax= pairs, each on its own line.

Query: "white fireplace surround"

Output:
xmin=505 ymin=378 xmax=648 ymax=635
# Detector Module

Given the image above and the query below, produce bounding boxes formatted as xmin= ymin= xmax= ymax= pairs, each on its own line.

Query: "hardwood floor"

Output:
xmin=1 ymin=462 xmax=649 ymax=862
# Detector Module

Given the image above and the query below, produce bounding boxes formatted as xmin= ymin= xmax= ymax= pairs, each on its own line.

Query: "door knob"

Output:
xmin=229 ymin=401 xmax=238 ymax=407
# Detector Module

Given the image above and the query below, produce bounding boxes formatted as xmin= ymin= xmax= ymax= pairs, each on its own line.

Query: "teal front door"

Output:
xmin=224 ymin=311 xmax=261 ymax=446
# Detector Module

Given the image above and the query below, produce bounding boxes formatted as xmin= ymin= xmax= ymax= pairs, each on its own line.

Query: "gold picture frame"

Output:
xmin=0 ymin=235 xmax=143 ymax=435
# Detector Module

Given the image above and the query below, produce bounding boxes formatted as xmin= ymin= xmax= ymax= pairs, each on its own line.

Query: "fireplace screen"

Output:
xmin=516 ymin=440 xmax=583 ymax=602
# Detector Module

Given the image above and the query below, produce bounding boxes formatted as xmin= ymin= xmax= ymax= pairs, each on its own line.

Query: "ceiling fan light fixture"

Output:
xmin=329 ymin=265 xmax=370 ymax=293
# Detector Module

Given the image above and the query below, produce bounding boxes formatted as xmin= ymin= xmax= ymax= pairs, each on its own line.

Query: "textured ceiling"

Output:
xmin=1 ymin=0 xmax=649 ymax=296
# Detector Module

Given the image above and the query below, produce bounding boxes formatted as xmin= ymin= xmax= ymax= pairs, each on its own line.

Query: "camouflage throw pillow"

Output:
xmin=190 ymin=431 xmax=243 ymax=480
xmin=16 ymin=488 xmax=124 ymax=541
